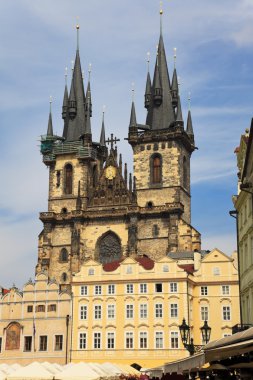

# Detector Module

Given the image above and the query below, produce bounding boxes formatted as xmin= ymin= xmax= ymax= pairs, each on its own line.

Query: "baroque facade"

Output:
xmin=37 ymin=15 xmax=200 ymax=289
xmin=233 ymin=120 xmax=253 ymax=324
xmin=71 ymin=249 xmax=239 ymax=367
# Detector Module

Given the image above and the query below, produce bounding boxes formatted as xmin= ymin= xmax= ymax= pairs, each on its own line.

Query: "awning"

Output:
xmin=205 ymin=338 xmax=253 ymax=362
xmin=161 ymin=353 xmax=205 ymax=374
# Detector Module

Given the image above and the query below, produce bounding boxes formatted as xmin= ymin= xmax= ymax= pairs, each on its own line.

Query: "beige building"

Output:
xmin=71 ymin=249 xmax=239 ymax=368
xmin=233 ymin=121 xmax=253 ymax=325
xmin=0 ymin=272 xmax=72 ymax=365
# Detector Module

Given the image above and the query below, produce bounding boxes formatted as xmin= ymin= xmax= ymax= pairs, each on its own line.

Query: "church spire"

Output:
xmin=62 ymin=67 xmax=69 ymax=120
xmin=176 ymin=95 xmax=184 ymax=127
xmin=145 ymin=52 xmax=152 ymax=109
xmin=171 ymin=48 xmax=178 ymax=108
xmin=64 ymin=23 xmax=86 ymax=141
xmin=146 ymin=6 xmax=175 ymax=130
xmin=47 ymin=96 xmax=53 ymax=136
xmin=129 ymin=85 xmax=137 ymax=131
xmin=86 ymin=64 xmax=92 ymax=117
xmin=186 ymin=93 xmax=195 ymax=145
xmin=100 ymin=107 xmax=106 ymax=146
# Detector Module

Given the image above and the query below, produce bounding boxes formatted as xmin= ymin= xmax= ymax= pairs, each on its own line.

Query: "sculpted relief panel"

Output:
xmin=5 ymin=322 xmax=21 ymax=350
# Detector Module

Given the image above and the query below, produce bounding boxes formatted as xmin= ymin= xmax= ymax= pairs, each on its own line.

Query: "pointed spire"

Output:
xmin=64 ymin=24 xmax=86 ymax=141
xmin=47 ymin=96 xmax=53 ymax=136
xmin=100 ymin=106 xmax=106 ymax=146
xmin=76 ymin=180 xmax=82 ymax=211
xmin=124 ymin=163 xmax=128 ymax=185
xmin=176 ymin=95 xmax=184 ymax=127
xmin=86 ymin=64 xmax=92 ymax=117
xmin=62 ymin=67 xmax=69 ymax=120
xmin=145 ymin=52 xmax=152 ymax=109
xmin=84 ymin=91 xmax=92 ymax=139
xmin=129 ymin=173 xmax=132 ymax=193
xmin=186 ymin=93 xmax=195 ymax=144
xmin=119 ymin=153 xmax=122 ymax=174
xmin=146 ymin=7 xmax=175 ymax=129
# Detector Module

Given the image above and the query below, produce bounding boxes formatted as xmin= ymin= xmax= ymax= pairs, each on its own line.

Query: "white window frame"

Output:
xmin=93 ymin=332 xmax=101 ymax=349
xmin=222 ymin=285 xmax=230 ymax=295
xmin=139 ymin=331 xmax=148 ymax=349
xmin=155 ymin=303 xmax=163 ymax=318
xmin=170 ymin=282 xmax=178 ymax=293
xmin=80 ymin=285 xmax=88 ymax=296
xmin=140 ymin=283 xmax=147 ymax=294
xmin=170 ymin=303 xmax=178 ymax=318
xmin=126 ymin=284 xmax=134 ymax=294
xmin=155 ymin=331 xmax=164 ymax=349
xmin=140 ymin=303 xmax=148 ymax=319
xmin=170 ymin=331 xmax=179 ymax=349
xmin=222 ymin=306 xmax=231 ymax=321
xmin=125 ymin=331 xmax=134 ymax=349
xmin=126 ymin=304 xmax=134 ymax=319
xmin=107 ymin=304 xmax=115 ymax=319
xmin=163 ymin=264 xmax=169 ymax=272
xmin=80 ymin=305 xmax=87 ymax=320
xmin=94 ymin=285 xmax=102 ymax=295
xmin=107 ymin=331 xmax=115 ymax=349
xmin=200 ymin=286 xmax=208 ymax=296
xmin=54 ymin=334 xmax=64 ymax=351
xmin=213 ymin=267 xmax=220 ymax=276
xmin=79 ymin=332 xmax=87 ymax=350
xmin=94 ymin=304 xmax=102 ymax=320
xmin=108 ymin=284 xmax=115 ymax=295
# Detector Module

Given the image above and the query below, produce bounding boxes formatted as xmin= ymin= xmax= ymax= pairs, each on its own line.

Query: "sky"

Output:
xmin=0 ymin=0 xmax=253 ymax=288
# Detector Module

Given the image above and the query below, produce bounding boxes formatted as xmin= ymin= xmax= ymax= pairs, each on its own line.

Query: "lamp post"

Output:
xmin=179 ymin=318 xmax=211 ymax=356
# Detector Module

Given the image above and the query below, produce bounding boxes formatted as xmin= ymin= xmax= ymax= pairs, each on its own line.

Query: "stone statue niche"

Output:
xmin=97 ymin=232 xmax=122 ymax=264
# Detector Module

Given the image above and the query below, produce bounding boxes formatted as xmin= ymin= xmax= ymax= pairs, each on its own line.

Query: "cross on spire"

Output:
xmin=105 ymin=133 xmax=120 ymax=150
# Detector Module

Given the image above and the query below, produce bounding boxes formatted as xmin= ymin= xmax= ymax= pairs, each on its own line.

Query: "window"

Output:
xmin=155 ymin=304 xmax=163 ymax=318
xmin=213 ymin=267 xmax=220 ymax=276
xmin=80 ymin=305 xmax=87 ymax=320
xmin=95 ymin=285 xmax=102 ymax=295
xmin=94 ymin=332 xmax=101 ymax=349
xmin=140 ymin=283 xmax=147 ymax=293
xmin=155 ymin=332 xmax=163 ymax=349
xmin=108 ymin=284 xmax=115 ymax=295
xmin=223 ymin=333 xmax=231 ymax=338
xmin=61 ymin=272 xmax=68 ymax=282
xmin=153 ymin=224 xmax=160 ymax=237
xmin=201 ymin=286 xmax=208 ymax=296
xmin=65 ymin=164 xmax=73 ymax=194
xmin=88 ymin=268 xmax=94 ymax=276
xmin=140 ymin=332 xmax=148 ymax=349
xmin=201 ymin=306 xmax=209 ymax=321
xmin=126 ymin=332 xmax=134 ymax=349
xmin=80 ymin=285 xmax=88 ymax=296
xmin=163 ymin=264 xmax=169 ymax=272
xmin=55 ymin=335 xmax=63 ymax=351
xmin=36 ymin=305 xmax=45 ymax=312
xmin=155 ymin=283 xmax=163 ymax=293
xmin=170 ymin=283 xmax=178 ymax=293
xmin=170 ymin=303 xmax=178 ymax=318
xmin=171 ymin=331 xmax=179 ymax=349
xmin=107 ymin=332 xmax=115 ymax=349
xmin=140 ymin=304 xmax=148 ymax=319
xmin=126 ymin=304 xmax=134 ymax=319
xmin=27 ymin=305 xmax=33 ymax=313
xmin=79 ymin=333 xmax=86 ymax=349
xmin=0 ymin=337 xmax=2 ymax=353
xmin=126 ymin=266 xmax=133 ymax=274
xmin=107 ymin=304 xmax=115 ymax=319
xmin=126 ymin=284 xmax=133 ymax=294
xmin=48 ymin=304 xmax=56 ymax=312
xmin=222 ymin=285 xmax=230 ymax=295
xmin=24 ymin=336 xmax=32 ymax=352
xmin=151 ymin=154 xmax=162 ymax=184
xmin=59 ymin=248 xmax=68 ymax=262
xmin=94 ymin=305 xmax=102 ymax=319
xmin=39 ymin=336 xmax=47 ymax=351
xmin=223 ymin=306 xmax=231 ymax=321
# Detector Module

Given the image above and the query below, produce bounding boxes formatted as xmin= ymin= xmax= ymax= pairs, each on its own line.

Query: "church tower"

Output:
xmin=37 ymin=13 xmax=201 ymax=289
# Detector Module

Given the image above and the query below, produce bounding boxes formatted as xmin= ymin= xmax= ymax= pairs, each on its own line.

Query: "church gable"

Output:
xmin=88 ymin=146 xmax=133 ymax=207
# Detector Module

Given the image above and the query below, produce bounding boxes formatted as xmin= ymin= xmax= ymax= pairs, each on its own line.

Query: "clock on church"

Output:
xmin=105 ymin=165 xmax=116 ymax=180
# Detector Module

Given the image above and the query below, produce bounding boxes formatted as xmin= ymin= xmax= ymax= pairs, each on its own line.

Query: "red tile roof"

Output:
xmin=103 ymin=256 xmax=154 ymax=272
xmin=178 ymin=264 xmax=195 ymax=274
xmin=103 ymin=260 xmax=123 ymax=272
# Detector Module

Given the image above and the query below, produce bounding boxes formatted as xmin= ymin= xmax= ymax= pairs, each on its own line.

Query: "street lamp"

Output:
xmin=179 ymin=318 xmax=211 ymax=356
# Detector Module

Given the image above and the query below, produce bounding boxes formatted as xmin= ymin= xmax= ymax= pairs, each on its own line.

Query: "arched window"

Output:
xmin=59 ymin=248 xmax=68 ymax=262
xmin=151 ymin=154 xmax=162 ymax=184
xmin=64 ymin=164 xmax=73 ymax=194
xmin=97 ymin=232 xmax=122 ymax=264
xmin=61 ymin=273 xmax=68 ymax=282
xmin=183 ymin=156 xmax=187 ymax=189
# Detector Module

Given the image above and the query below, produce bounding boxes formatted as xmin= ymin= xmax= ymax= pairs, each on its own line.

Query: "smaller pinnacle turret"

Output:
xmin=171 ymin=68 xmax=179 ymax=108
xmin=129 ymin=101 xmax=137 ymax=130
xmin=47 ymin=97 xmax=53 ymax=136
xmin=100 ymin=109 xmax=106 ymax=146
xmin=186 ymin=109 xmax=195 ymax=145
xmin=176 ymin=95 xmax=184 ymax=127
xmin=62 ymin=68 xmax=69 ymax=120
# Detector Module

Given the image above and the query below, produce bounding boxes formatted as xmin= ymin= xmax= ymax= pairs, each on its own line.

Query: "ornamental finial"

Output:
xmin=76 ymin=17 xmax=80 ymax=50
xmin=131 ymin=82 xmax=135 ymax=101
xmin=173 ymin=47 xmax=177 ymax=68
xmin=188 ymin=92 xmax=191 ymax=111
xmin=160 ymin=1 xmax=163 ymax=35
xmin=88 ymin=63 xmax=92 ymax=81
xmin=147 ymin=51 xmax=150 ymax=73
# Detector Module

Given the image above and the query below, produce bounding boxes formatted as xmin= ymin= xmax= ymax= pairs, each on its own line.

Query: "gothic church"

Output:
xmin=38 ymin=14 xmax=201 ymax=288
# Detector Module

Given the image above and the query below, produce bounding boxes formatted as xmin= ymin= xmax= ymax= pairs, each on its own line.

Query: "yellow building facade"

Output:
xmin=0 ymin=273 xmax=72 ymax=365
xmin=234 ymin=122 xmax=253 ymax=325
xmin=71 ymin=249 xmax=239 ymax=368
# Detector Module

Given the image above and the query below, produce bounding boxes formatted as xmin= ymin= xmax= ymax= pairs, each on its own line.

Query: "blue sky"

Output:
xmin=0 ymin=0 xmax=253 ymax=288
